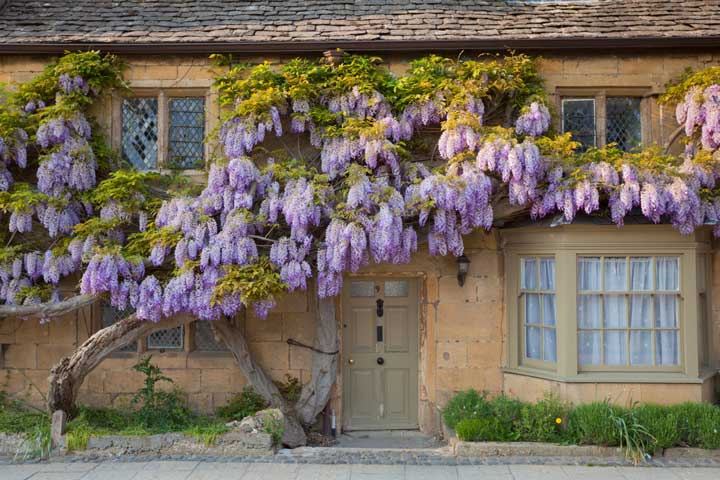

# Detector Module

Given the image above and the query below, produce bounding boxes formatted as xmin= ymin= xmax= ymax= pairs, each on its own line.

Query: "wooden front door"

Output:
xmin=342 ymin=278 xmax=419 ymax=430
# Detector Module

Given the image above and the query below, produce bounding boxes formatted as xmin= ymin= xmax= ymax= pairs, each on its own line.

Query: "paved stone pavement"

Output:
xmin=1 ymin=461 xmax=720 ymax=479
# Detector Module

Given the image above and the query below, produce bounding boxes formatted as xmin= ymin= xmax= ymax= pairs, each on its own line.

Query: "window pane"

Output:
xmin=543 ymin=329 xmax=557 ymax=362
xmin=148 ymin=326 xmax=184 ymax=349
xmin=562 ymin=99 xmax=595 ymax=150
xmin=539 ymin=258 xmax=555 ymax=290
xmin=654 ymin=295 xmax=678 ymax=328
xmin=630 ymin=257 xmax=652 ymax=291
xmin=542 ymin=294 xmax=556 ymax=326
xmin=101 ymin=303 xmax=136 ymax=353
xmin=630 ymin=330 xmax=652 ymax=365
xmin=629 ymin=294 xmax=652 ymax=328
xmin=578 ymin=331 xmax=601 ymax=365
xmin=122 ymin=98 xmax=158 ymax=169
xmin=578 ymin=294 xmax=602 ymax=328
xmin=578 ymin=257 xmax=601 ymax=291
xmin=604 ymin=257 xmax=627 ymax=291
xmin=525 ymin=293 xmax=541 ymax=325
xmin=656 ymin=257 xmax=679 ymax=291
xmin=606 ymin=97 xmax=641 ymax=151
xmin=521 ymin=258 xmax=537 ymax=290
xmin=350 ymin=281 xmax=374 ymax=297
xmin=168 ymin=97 xmax=205 ymax=169
xmin=526 ymin=326 xmax=542 ymax=360
xmin=604 ymin=330 xmax=627 ymax=366
xmin=385 ymin=280 xmax=408 ymax=297
xmin=656 ymin=330 xmax=679 ymax=366
xmin=603 ymin=294 xmax=627 ymax=328
xmin=194 ymin=321 xmax=226 ymax=352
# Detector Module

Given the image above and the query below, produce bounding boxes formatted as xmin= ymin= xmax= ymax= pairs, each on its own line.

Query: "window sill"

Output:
xmin=503 ymin=366 xmax=717 ymax=384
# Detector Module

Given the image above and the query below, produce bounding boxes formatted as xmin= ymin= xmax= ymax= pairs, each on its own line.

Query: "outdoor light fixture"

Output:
xmin=457 ymin=254 xmax=471 ymax=287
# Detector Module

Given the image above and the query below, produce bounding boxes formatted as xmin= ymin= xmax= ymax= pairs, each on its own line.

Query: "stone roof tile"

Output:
xmin=0 ymin=0 xmax=718 ymax=45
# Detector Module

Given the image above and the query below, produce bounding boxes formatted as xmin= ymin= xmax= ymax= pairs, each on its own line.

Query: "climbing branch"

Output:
xmin=0 ymin=294 xmax=100 ymax=320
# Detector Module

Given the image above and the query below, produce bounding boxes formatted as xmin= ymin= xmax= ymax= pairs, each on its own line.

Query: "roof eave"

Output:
xmin=1 ymin=36 xmax=720 ymax=55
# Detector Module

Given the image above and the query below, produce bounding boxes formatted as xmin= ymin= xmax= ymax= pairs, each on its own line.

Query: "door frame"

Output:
xmin=337 ymin=272 xmax=427 ymax=432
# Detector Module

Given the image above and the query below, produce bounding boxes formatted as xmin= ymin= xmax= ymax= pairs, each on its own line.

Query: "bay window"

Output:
xmin=504 ymin=225 xmax=712 ymax=383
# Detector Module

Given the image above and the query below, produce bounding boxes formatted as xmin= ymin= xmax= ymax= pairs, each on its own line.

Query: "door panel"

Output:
xmin=384 ymin=306 xmax=409 ymax=353
xmin=349 ymin=369 xmax=375 ymax=420
xmin=342 ymin=278 xmax=418 ymax=430
xmin=350 ymin=307 xmax=375 ymax=353
xmin=384 ymin=368 xmax=410 ymax=421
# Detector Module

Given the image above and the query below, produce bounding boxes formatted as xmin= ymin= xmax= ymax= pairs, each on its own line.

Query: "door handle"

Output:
xmin=348 ymin=359 xmax=355 ymax=365
xmin=377 ymin=357 xmax=385 ymax=365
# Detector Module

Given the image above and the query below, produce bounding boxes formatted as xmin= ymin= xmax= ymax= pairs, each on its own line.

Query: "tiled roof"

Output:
xmin=0 ymin=0 xmax=718 ymax=45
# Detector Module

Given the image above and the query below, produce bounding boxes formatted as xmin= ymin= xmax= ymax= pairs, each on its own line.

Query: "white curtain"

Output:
xmin=578 ymin=257 xmax=601 ymax=290
xmin=604 ymin=257 xmax=626 ymax=291
xmin=525 ymin=293 xmax=541 ymax=359
xmin=655 ymin=294 xmax=679 ymax=365
xmin=578 ymin=331 xmax=601 ymax=365
xmin=656 ymin=257 xmax=679 ymax=291
xmin=542 ymin=294 xmax=556 ymax=362
xmin=540 ymin=258 xmax=555 ymax=290
xmin=522 ymin=258 xmax=537 ymax=289
xmin=630 ymin=257 xmax=652 ymax=290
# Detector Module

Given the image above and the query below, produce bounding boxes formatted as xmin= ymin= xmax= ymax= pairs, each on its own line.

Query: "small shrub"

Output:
xmin=516 ymin=393 xmax=570 ymax=443
xmin=568 ymin=401 xmax=624 ymax=446
xmin=130 ymin=356 xmax=194 ymax=431
xmin=185 ymin=423 xmax=229 ymax=446
xmin=633 ymin=404 xmax=679 ymax=452
xmin=442 ymin=389 xmax=492 ymax=430
xmin=216 ymin=386 xmax=268 ymax=422
xmin=455 ymin=417 xmax=511 ymax=442
xmin=66 ymin=425 xmax=91 ymax=452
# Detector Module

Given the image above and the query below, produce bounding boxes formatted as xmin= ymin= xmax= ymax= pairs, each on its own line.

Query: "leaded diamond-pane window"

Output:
xmin=168 ymin=97 xmax=205 ymax=169
xmin=194 ymin=321 xmax=226 ymax=352
xmin=101 ymin=303 xmax=136 ymax=353
xmin=562 ymin=99 xmax=595 ymax=150
xmin=147 ymin=326 xmax=184 ymax=350
xmin=607 ymin=97 xmax=642 ymax=151
xmin=122 ymin=98 xmax=158 ymax=169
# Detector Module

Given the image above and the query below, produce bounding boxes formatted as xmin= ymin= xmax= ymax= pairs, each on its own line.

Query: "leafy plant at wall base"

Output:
xmin=633 ymin=404 xmax=680 ymax=452
xmin=130 ymin=356 xmax=194 ymax=431
xmin=608 ymin=404 xmax=655 ymax=464
xmin=516 ymin=393 xmax=570 ymax=443
xmin=671 ymin=402 xmax=712 ymax=446
xmin=442 ymin=389 xmax=492 ymax=430
xmin=215 ymin=386 xmax=268 ymax=422
xmin=455 ymin=417 xmax=512 ymax=442
xmin=568 ymin=402 xmax=624 ymax=447
xmin=697 ymin=406 xmax=720 ymax=449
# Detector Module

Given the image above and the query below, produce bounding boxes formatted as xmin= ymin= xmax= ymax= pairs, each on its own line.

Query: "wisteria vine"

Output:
xmin=2 ymin=52 xmax=720 ymax=326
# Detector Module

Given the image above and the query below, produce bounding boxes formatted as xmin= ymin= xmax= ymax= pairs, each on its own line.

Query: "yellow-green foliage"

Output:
xmin=211 ymin=257 xmax=287 ymax=307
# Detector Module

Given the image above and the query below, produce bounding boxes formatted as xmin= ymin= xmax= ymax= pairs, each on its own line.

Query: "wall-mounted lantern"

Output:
xmin=457 ymin=254 xmax=471 ymax=287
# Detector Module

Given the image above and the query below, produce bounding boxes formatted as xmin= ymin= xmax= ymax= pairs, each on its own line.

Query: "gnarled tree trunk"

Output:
xmin=211 ymin=315 xmax=306 ymax=447
xmin=48 ymin=314 xmax=189 ymax=415
xmin=294 ymin=296 xmax=339 ymax=425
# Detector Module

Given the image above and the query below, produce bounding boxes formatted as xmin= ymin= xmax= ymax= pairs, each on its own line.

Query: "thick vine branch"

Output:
xmin=0 ymin=294 xmax=100 ymax=319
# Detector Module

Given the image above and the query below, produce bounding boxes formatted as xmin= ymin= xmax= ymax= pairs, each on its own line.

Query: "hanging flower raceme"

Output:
xmin=269 ymin=236 xmax=312 ymax=291
xmin=437 ymin=97 xmax=484 ymax=160
xmin=515 ymin=102 xmax=551 ymax=137
xmin=220 ymin=107 xmax=283 ymax=158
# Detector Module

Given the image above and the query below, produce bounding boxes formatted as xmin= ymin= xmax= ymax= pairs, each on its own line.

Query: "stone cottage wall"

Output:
xmin=0 ymin=51 xmax=719 ymax=428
